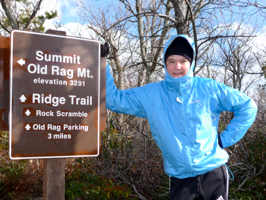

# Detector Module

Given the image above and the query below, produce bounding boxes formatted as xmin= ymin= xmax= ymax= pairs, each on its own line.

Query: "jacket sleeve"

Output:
xmin=214 ymin=81 xmax=257 ymax=148
xmin=106 ymin=64 xmax=148 ymax=118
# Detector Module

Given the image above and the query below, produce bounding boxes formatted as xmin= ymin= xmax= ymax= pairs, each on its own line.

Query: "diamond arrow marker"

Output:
xmin=17 ymin=58 xmax=26 ymax=66
xmin=25 ymin=109 xmax=31 ymax=116
xmin=25 ymin=124 xmax=31 ymax=130
xmin=19 ymin=94 xmax=27 ymax=103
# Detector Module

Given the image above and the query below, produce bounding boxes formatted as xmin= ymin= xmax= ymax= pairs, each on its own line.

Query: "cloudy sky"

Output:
xmin=40 ymin=0 xmax=107 ymax=38
xmin=41 ymin=0 xmax=111 ymax=30
xmin=41 ymin=0 xmax=78 ymax=28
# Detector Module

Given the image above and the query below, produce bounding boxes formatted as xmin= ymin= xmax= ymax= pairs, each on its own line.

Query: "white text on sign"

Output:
xmin=31 ymin=93 xmax=92 ymax=107
xmin=34 ymin=109 xmax=88 ymax=117
xmin=36 ymin=50 xmax=81 ymax=64
xmin=27 ymin=64 xmax=92 ymax=79
xmin=48 ymin=133 xmax=72 ymax=140
xmin=24 ymin=123 xmax=89 ymax=132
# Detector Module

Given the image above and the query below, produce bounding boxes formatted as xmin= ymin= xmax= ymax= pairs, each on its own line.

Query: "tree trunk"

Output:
xmin=170 ymin=0 xmax=188 ymax=34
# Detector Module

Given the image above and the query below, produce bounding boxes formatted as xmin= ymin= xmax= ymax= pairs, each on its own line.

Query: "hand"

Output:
xmin=101 ymin=42 xmax=109 ymax=57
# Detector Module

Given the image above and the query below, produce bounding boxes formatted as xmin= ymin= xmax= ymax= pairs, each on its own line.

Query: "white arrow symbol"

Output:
xmin=25 ymin=124 xmax=31 ymax=130
xmin=25 ymin=109 xmax=31 ymax=116
xmin=17 ymin=58 xmax=25 ymax=66
xmin=19 ymin=94 xmax=27 ymax=103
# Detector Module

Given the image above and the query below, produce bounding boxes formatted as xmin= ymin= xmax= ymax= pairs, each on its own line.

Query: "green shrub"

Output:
xmin=228 ymin=132 xmax=266 ymax=200
xmin=65 ymin=167 xmax=136 ymax=200
xmin=0 ymin=132 xmax=31 ymax=199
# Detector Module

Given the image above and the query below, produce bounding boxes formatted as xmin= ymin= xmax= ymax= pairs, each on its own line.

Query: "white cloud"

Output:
xmin=41 ymin=0 xmax=80 ymax=29
xmin=52 ymin=22 xmax=101 ymax=42
xmin=55 ymin=22 xmax=89 ymax=37
xmin=252 ymin=27 xmax=266 ymax=54
xmin=29 ymin=0 xmax=62 ymax=30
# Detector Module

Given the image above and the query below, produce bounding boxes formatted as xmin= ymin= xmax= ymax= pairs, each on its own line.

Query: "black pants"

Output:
xmin=170 ymin=165 xmax=228 ymax=200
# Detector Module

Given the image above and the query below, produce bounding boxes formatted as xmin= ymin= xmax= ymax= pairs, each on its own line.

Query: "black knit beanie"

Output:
xmin=165 ymin=37 xmax=193 ymax=63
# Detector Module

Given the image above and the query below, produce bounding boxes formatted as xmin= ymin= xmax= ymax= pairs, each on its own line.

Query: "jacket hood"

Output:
xmin=163 ymin=35 xmax=196 ymax=92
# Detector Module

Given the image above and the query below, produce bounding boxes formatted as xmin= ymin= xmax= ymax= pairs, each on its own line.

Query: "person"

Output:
xmin=101 ymin=35 xmax=257 ymax=200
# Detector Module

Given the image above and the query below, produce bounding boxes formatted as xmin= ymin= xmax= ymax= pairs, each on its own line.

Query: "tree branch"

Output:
xmin=156 ymin=14 xmax=176 ymax=23
xmin=129 ymin=61 xmax=164 ymax=68
xmin=185 ymin=0 xmax=198 ymax=71
xmin=24 ymin=0 xmax=43 ymax=30
xmin=0 ymin=20 xmax=10 ymax=33
xmin=0 ymin=0 xmax=18 ymax=29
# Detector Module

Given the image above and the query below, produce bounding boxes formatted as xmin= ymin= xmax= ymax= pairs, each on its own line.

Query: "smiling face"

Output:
xmin=166 ymin=55 xmax=191 ymax=78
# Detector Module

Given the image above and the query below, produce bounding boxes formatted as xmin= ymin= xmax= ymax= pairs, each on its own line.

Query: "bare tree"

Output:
xmin=214 ymin=36 xmax=261 ymax=91
xmin=0 ymin=0 xmax=57 ymax=34
xmin=133 ymin=0 xmax=172 ymax=83
xmin=167 ymin=0 xmax=265 ymax=77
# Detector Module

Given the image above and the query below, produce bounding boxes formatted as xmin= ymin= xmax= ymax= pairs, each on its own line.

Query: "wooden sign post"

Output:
xmin=43 ymin=157 xmax=66 ymax=199
xmin=43 ymin=30 xmax=67 ymax=200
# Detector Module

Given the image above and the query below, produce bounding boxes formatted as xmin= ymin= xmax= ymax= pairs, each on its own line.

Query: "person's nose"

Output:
xmin=175 ymin=62 xmax=181 ymax=69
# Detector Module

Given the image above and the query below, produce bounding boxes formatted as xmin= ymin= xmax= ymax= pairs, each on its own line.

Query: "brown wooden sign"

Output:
xmin=9 ymin=30 xmax=105 ymax=159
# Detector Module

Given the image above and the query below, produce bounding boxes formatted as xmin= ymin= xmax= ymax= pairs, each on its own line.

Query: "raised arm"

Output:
xmin=106 ymin=64 xmax=148 ymax=118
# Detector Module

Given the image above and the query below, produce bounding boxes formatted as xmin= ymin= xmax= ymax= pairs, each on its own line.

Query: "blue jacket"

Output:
xmin=106 ymin=35 xmax=257 ymax=178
